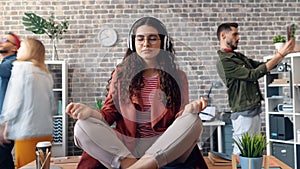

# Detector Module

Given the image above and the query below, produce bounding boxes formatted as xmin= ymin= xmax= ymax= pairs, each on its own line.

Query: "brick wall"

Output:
xmin=1 ymin=0 xmax=299 ymax=155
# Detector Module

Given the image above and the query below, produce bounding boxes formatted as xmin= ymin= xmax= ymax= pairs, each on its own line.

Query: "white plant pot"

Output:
xmin=274 ymin=42 xmax=284 ymax=50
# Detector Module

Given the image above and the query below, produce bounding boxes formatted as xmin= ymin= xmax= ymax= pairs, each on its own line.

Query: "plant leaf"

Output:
xmin=233 ymin=132 xmax=267 ymax=158
xmin=22 ymin=12 xmax=47 ymax=35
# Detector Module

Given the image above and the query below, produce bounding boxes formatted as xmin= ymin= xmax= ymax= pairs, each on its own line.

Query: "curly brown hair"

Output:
xmin=106 ymin=17 xmax=183 ymax=113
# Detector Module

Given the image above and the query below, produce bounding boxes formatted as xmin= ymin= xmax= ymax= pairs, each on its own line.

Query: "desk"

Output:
xmin=22 ymin=155 xmax=291 ymax=169
xmin=21 ymin=156 xmax=79 ymax=169
xmin=204 ymin=155 xmax=292 ymax=169
xmin=200 ymin=120 xmax=225 ymax=152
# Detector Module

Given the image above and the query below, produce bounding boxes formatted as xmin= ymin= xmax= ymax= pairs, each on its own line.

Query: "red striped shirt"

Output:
xmin=136 ymin=74 xmax=159 ymax=138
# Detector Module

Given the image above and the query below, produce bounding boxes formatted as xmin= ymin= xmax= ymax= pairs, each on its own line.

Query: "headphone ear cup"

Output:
xmin=166 ymin=36 xmax=170 ymax=50
xmin=127 ymin=35 xmax=131 ymax=50
xmin=131 ymin=36 xmax=135 ymax=51
xmin=127 ymin=35 xmax=135 ymax=51
xmin=163 ymin=36 xmax=169 ymax=50
xmin=163 ymin=36 xmax=167 ymax=50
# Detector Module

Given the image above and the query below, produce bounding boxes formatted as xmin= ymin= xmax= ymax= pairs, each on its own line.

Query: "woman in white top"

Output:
xmin=0 ymin=38 xmax=55 ymax=168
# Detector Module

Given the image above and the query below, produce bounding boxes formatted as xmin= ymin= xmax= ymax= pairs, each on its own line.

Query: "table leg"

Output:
xmin=210 ymin=126 xmax=214 ymax=151
xmin=217 ymin=125 xmax=222 ymax=153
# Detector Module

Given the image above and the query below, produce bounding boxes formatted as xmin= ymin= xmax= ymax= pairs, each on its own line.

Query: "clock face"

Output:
xmin=98 ymin=28 xmax=118 ymax=47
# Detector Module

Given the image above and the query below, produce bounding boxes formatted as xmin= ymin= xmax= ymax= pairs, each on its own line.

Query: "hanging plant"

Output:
xmin=22 ymin=12 xmax=69 ymax=60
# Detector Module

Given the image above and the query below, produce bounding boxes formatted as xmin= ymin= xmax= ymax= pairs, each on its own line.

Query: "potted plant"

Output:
xmin=233 ymin=132 xmax=268 ymax=169
xmin=94 ymin=99 xmax=103 ymax=110
xmin=272 ymin=35 xmax=286 ymax=50
xmin=22 ymin=12 xmax=69 ymax=60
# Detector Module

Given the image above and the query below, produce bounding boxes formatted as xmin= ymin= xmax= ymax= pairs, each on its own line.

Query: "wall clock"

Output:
xmin=98 ymin=28 xmax=118 ymax=47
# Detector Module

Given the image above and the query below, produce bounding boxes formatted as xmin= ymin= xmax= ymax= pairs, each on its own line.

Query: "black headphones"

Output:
xmin=127 ymin=16 xmax=170 ymax=51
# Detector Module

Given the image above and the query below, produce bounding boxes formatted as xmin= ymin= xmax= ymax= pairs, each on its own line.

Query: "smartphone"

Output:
xmin=287 ymin=23 xmax=297 ymax=40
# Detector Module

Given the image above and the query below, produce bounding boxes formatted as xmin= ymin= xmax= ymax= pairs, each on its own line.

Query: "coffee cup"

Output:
xmin=36 ymin=141 xmax=52 ymax=169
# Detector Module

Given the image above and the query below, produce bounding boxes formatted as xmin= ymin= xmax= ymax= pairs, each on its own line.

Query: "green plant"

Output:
xmin=94 ymin=99 xmax=103 ymax=110
xmin=22 ymin=12 xmax=69 ymax=40
xmin=22 ymin=12 xmax=69 ymax=60
xmin=233 ymin=132 xmax=268 ymax=158
xmin=272 ymin=35 xmax=286 ymax=44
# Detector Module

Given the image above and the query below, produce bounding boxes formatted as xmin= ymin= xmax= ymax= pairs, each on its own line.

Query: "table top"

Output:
xmin=202 ymin=120 xmax=225 ymax=126
xmin=21 ymin=156 xmax=79 ymax=169
xmin=204 ymin=155 xmax=292 ymax=169
xmin=22 ymin=155 xmax=291 ymax=169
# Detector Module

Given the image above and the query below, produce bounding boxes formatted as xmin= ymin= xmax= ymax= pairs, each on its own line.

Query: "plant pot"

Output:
xmin=274 ymin=42 xmax=285 ymax=50
xmin=239 ymin=156 xmax=263 ymax=169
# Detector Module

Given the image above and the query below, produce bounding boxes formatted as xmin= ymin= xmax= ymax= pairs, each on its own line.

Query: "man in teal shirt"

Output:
xmin=0 ymin=32 xmax=20 ymax=169
xmin=216 ymin=23 xmax=295 ymax=155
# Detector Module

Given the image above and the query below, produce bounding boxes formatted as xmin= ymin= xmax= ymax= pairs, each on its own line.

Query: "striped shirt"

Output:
xmin=136 ymin=74 xmax=159 ymax=138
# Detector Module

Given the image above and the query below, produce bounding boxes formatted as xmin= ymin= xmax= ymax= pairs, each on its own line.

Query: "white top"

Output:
xmin=36 ymin=141 xmax=52 ymax=148
xmin=0 ymin=61 xmax=55 ymax=139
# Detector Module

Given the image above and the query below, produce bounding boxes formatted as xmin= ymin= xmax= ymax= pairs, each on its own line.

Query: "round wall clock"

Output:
xmin=98 ymin=28 xmax=118 ymax=47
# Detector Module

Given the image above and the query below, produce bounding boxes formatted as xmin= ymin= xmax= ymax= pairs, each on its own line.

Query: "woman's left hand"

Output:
xmin=183 ymin=97 xmax=207 ymax=114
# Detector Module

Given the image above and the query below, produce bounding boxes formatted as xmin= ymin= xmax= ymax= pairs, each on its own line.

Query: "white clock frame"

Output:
xmin=98 ymin=28 xmax=118 ymax=47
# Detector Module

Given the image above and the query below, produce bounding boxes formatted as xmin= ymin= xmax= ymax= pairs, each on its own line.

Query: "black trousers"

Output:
xmin=0 ymin=140 xmax=15 ymax=169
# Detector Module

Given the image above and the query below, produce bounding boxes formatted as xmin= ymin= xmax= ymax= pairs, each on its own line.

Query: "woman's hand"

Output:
xmin=65 ymin=102 xmax=94 ymax=120
xmin=0 ymin=123 xmax=10 ymax=145
xmin=183 ymin=97 xmax=207 ymax=114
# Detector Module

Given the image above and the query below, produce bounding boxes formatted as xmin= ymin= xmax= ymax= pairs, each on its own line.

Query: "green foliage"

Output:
xmin=22 ymin=12 xmax=69 ymax=41
xmin=94 ymin=99 xmax=103 ymax=110
xmin=233 ymin=132 xmax=268 ymax=158
xmin=272 ymin=35 xmax=286 ymax=44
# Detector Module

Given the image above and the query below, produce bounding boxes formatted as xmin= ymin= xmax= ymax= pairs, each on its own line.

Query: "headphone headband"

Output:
xmin=127 ymin=16 xmax=170 ymax=51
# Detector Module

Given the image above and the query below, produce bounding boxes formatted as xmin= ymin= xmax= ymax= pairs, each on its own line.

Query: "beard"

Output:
xmin=0 ymin=50 xmax=8 ymax=54
xmin=226 ymin=40 xmax=238 ymax=50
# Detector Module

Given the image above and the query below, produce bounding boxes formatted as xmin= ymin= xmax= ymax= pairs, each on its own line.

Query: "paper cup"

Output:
xmin=36 ymin=141 xmax=52 ymax=169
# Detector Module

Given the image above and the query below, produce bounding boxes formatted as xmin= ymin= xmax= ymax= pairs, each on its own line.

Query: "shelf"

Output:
xmin=268 ymin=112 xmax=294 ymax=115
xmin=53 ymin=88 xmax=63 ymax=92
xmin=264 ymin=54 xmax=300 ymax=168
xmin=268 ymin=84 xmax=290 ymax=87
xmin=269 ymin=71 xmax=290 ymax=74
xmin=269 ymin=139 xmax=295 ymax=144
xmin=268 ymin=96 xmax=290 ymax=99
xmin=46 ymin=60 xmax=68 ymax=157
xmin=52 ymin=142 xmax=63 ymax=146
xmin=53 ymin=115 xmax=63 ymax=118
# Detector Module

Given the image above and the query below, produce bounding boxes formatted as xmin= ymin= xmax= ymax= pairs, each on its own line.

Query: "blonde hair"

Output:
xmin=18 ymin=38 xmax=49 ymax=73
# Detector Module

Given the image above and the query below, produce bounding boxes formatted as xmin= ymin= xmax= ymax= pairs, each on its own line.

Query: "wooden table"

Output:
xmin=21 ymin=156 xmax=79 ymax=169
xmin=22 ymin=155 xmax=292 ymax=169
xmin=204 ymin=155 xmax=292 ymax=169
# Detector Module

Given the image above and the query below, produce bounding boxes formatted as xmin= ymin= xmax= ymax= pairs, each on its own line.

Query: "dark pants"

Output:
xmin=0 ymin=140 xmax=15 ymax=169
